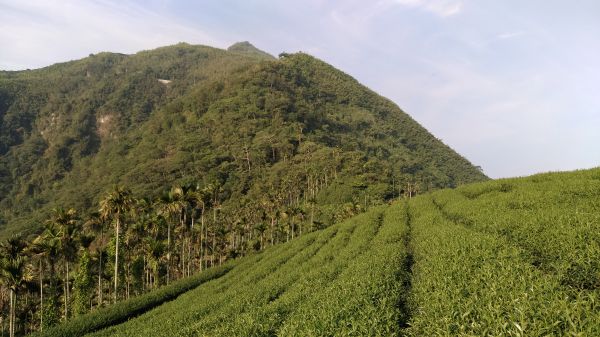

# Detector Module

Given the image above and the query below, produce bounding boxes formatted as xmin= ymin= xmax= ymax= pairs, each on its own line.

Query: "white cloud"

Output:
xmin=378 ymin=55 xmax=592 ymax=178
xmin=0 ymin=0 xmax=222 ymax=70
xmin=497 ymin=31 xmax=525 ymax=39
xmin=327 ymin=1 xmax=395 ymax=39
xmin=392 ymin=0 xmax=463 ymax=17
xmin=394 ymin=0 xmax=425 ymax=5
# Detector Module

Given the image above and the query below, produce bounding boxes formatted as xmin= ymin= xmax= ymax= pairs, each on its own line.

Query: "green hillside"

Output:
xmin=34 ymin=168 xmax=600 ymax=336
xmin=0 ymin=42 xmax=485 ymax=239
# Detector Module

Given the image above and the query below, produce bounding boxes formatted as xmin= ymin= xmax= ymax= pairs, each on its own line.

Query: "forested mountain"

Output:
xmin=0 ymin=41 xmax=485 ymax=239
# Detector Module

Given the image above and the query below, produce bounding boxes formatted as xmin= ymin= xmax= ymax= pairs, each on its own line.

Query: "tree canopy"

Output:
xmin=0 ymin=42 xmax=486 ymax=239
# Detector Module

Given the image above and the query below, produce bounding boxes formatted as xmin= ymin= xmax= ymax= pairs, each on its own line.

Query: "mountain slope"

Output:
xmin=226 ymin=41 xmax=275 ymax=60
xmin=34 ymin=168 xmax=600 ymax=336
xmin=0 ymin=42 xmax=486 ymax=237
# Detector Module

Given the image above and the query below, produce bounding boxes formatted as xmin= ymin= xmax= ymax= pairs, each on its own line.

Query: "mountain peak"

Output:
xmin=227 ymin=41 xmax=275 ymax=59
xmin=0 ymin=42 xmax=486 ymax=238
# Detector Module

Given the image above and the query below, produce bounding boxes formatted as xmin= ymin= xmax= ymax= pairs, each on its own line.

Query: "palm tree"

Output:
xmin=176 ymin=186 xmax=192 ymax=278
xmin=145 ymin=213 xmax=165 ymax=289
xmin=40 ymin=222 xmax=61 ymax=328
xmin=29 ymin=237 xmax=47 ymax=332
xmin=157 ymin=186 xmax=185 ymax=284
xmin=83 ymin=212 xmax=105 ymax=308
xmin=124 ymin=214 xmax=145 ymax=299
xmin=182 ymin=183 xmax=204 ymax=276
xmin=0 ymin=237 xmax=33 ymax=337
xmin=141 ymin=236 xmax=164 ymax=290
xmin=255 ymin=221 xmax=267 ymax=251
xmin=99 ymin=186 xmax=134 ymax=304
xmin=28 ymin=225 xmax=60 ymax=332
xmin=48 ymin=208 xmax=80 ymax=320
xmin=198 ymin=186 xmax=213 ymax=271
xmin=205 ymin=183 xmax=223 ymax=266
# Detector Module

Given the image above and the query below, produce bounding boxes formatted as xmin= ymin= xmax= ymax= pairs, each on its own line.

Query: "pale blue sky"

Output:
xmin=1 ymin=0 xmax=599 ymax=178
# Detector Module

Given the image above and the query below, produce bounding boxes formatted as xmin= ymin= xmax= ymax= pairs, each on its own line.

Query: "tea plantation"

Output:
xmin=37 ymin=168 xmax=600 ymax=336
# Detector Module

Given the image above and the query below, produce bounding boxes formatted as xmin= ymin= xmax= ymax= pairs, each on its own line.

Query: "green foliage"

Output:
xmin=41 ymin=294 xmax=60 ymax=330
xmin=85 ymin=205 xmax=412 ymax=337
xmin=31 ymin=262 xmax=236 ymax=337
xmin=405 ymin=168 xmax=600 ymax=336
xmin=277 ymin=205 xmax=409 ymax=336
xmin=73 ymin=251 xmax=93 ymax=316
xmin=226 ymin=41 xmax=275 ymax=60
xmin=0 ymin=42 xmax=485 ymax=238
xmin=0 ymin=40 xmax=494 ymax=336
xmin=1 ymin=38 xmax=596 ymax=335
xmin=69 ymin=168 xmax=599 ymax=336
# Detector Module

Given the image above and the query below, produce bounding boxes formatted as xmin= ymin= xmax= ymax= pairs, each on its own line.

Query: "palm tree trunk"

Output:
xmin=114 ymin=217 xmax=120 ymax=304
xmin=153 ymin=262 xmax=157 ymax=288
xmin=63 ymin=274 xmax=66 ymax=320
xmin=270 ymin=217 xmax=275 ymax=246
xmin=181 ymin=237 xmax=185 ymax=279
xmin=189 ymin=216 xmax=194 ymax=276
xmin=126 ymin=259 xmax=130 ymax=300
xmin=98 ymin=228 xmax=103 ymax=308
xmin=200 ymin=207 xmax=204 ymax=271
xmin=39 ymin=260 xmax=43 ymax=331
xmin=310 ymin=205 xmax=314 ymax=231
xmin=189 ymin=238 xmax=193 ymax=276
xmin=181 ymin=213 xmax=185 ymax=278
xmin=205 ymin=225 xmax=209 ymax=270
xmin=167 ymin=222 xmax=171 ymax=285
xmin=211 ymin=232 xmax=216 ymax=267
xmin=98 ymin=250 xmax=102 ymax=307
xmin=64 ymin=261 xmax=69 ymax=319
xmin=9 ymin=289 xmax=14 ymax=337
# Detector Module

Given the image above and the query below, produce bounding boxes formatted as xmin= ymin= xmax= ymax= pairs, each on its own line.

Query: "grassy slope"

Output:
xmin=86 ymin=205 xmax=409 ymax=336
xmin=406 ymin=168 xmax=600 ymax=335
xmin=44 ymin=168 xmax=598 ymax=336
xmin=30 ymin=263 xmax=237 ymax=337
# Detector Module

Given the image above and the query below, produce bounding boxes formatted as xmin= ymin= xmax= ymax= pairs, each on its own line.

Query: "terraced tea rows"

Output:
xmin=36 ymin=168 xmax=600 ymax=336
xmin=410 ymin=170 xmax=600 ymax=335
xmin=407 ymin=196 xmax=599 ymax=336
xmin=87 ymin=206 xmax=411 ymax=336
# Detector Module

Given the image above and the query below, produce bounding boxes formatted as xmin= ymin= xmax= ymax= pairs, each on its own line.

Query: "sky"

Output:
xmin=1 ymin=0 xmax=599 ymax=178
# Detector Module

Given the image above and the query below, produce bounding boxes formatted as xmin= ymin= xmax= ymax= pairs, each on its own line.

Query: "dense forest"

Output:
xmin=0 ymin=42 xmax=485 ymax=238
xmin=0 ymin=42 xmax=487 ymax=336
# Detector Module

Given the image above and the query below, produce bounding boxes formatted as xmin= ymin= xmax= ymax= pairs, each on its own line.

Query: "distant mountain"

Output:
xmin=226 ymin=41 xmax=275 ymax=59
xmin=0 ymin=42 xmax=486 ymax=237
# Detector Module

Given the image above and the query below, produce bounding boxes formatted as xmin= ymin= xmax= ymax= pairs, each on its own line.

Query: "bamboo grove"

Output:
xmin=0 ymin=179 xmax=349 ymax=337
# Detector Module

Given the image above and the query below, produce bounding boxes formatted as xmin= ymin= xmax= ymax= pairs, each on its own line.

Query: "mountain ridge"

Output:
xmin=0 ymin=42 xmax=486 ymax=238
xmin=226 ymin=41 xmax=275 ymax=59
